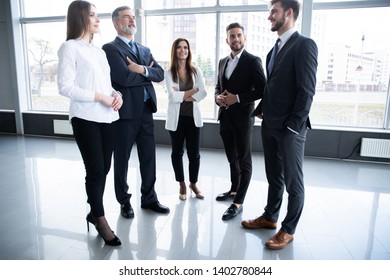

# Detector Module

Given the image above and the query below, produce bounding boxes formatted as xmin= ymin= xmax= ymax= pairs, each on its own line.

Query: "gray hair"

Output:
xmin=112 ymin=6 xmax=131 ymax=20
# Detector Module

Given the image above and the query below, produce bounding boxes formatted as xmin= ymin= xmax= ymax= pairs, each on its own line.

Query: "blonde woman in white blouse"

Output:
xmin=57 ymin=1 xmax=122 ymax=246
xmin=165 ymin=38 xmax=207 ymax=200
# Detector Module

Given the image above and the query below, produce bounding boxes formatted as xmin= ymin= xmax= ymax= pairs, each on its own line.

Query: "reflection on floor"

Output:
xmin=0 ymin=134 xmax=389 ymax=260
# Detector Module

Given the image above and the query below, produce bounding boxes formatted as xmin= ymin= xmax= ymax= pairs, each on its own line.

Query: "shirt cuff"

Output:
xmin=143 ymin=66 xmax=150 ymax=78
xmin=287 ymin=127 xmax=299 ymax=134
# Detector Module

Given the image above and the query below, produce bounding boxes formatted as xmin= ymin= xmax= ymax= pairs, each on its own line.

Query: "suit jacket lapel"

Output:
xmin=134 ymin=42 xmax=144 ymax=64
xmin=228 ymin=50 xmax=247 ymax=81
xmin=267 ymin=31 xmax=299 ymax=76
xmin=115 ymin=37 xmax=139 ymax=63
xmin=276 ymin=31 xmax=299 ymax=60
xmin=219 ymin=57 xmax=229 ymax=87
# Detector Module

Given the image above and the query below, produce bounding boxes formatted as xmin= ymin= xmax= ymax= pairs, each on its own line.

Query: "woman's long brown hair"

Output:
xmin=66 ymin=0 xmax=93 ymax=41
xmin=169 ymin=38 xmax=197 ymax=84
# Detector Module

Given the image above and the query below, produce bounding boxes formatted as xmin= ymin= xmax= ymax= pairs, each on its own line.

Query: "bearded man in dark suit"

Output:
xmin=242 ymin=0 xmax=318 ymax=250
xmin=215 ymin=22 xmax=266 ymax=221
xmin=103 ymin=6 xmax=170 ymax=217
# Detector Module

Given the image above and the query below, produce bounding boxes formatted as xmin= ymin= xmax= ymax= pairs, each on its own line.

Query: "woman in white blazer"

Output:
xmin=165 ymin=38 xmax=207 ymax=200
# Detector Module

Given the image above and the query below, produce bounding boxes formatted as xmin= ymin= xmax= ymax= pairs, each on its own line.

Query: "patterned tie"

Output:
xmin=129 ymin=40 xmax=149 ymax=102
xmin=129 ymin=40 xmax=138 ymax=57
xmin=268 ymin=38 xmax=280 ymax=74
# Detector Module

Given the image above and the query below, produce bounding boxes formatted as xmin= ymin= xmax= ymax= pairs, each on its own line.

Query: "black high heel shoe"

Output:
xmin=86 ymin=213 xmax=121 ymax=246
xmin=87 ymin=213 xmax=114 ymax=233
xmin=96 ymin=227 xmax=122 ymax=246
xmin=86 ymin=213 xmax=96 ymax=232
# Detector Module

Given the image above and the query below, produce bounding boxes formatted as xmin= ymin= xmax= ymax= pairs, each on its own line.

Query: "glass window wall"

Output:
xmin=220 ymin=0 xmax=269 ymax=5
xmin=145 ymin=14 xmax=217 ymax=119
xmin=142 ymin=0 xmax=216 ymax=9
xmin=25 ymin=18 xmax=117 ymax=112
xmin=22 ymin=0 xmax=134 ymax=17
xmin=310 ymin=7 xmax=390 ymax=128
xmin=19 ymin=0 xmax=390 ymax=130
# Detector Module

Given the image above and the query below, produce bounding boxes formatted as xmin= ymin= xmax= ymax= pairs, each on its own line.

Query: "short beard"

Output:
xmin=119 ymin=23 xmax=137 ymax=35
xmin=230 ymin=43 xmax=244 ymax=53
xmin=271 ymin=15 xmax=285 ymax=32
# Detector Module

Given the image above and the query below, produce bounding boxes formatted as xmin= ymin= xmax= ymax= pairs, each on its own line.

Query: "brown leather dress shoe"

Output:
xmin=241 ymin=216 xmax=277 ymax=229
xmin=265 ymin=230 xmax=294 ymax=250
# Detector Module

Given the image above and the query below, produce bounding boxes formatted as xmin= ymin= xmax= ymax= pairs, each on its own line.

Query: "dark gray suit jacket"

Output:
xmin=253 ymin=32 xmax=318 ymax=132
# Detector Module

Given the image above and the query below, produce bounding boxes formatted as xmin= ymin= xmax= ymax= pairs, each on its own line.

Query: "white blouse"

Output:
xmin=57 ymin=39 xmax=119 ymax=123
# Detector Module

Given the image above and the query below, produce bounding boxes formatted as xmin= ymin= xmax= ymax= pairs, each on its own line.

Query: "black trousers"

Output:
xmin=219 ymin=115 xmax=254 ymax=204
xmin=71 ymin=117 xmax=116 ymax=217
xmin=261 ymin=122 xmax=308 ymax=234
xmin=169 ymin=116 xmax=200 ymax=184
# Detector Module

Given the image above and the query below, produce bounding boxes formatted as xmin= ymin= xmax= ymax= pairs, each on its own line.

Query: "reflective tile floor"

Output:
xmin=0 ymin=134 xmax=389 ymax=260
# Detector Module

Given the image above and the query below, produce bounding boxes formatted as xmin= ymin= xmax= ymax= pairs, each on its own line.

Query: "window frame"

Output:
xmin=16 ymin=0 xmax=390 ymax=130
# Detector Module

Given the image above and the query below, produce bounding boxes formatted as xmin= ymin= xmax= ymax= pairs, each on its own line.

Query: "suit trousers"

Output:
xmin=261 ymin=122 xmax=308 ymax=234
xmin=169 ymin=116 xmax=200 ymax=184
xmin=219 ymin=113 xmax=254 ymax=204
xmin=71 ymin=117 xmax=116 ymax=217
xmin=114 ymin=103 xmax=158 ymax=206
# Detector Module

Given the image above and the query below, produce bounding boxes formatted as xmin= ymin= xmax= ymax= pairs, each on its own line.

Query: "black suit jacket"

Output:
xmin=102 ymin=37 xmax=164 ymax=119
xmin=253 ymin=32 xmax=318 ymax=131
xmin=215 ymin=49 xmax=266 ymax=126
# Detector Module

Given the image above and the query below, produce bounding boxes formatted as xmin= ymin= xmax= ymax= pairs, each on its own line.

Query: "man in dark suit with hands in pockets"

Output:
xmin=103 ymin=6 xmax=170 ymax=218
xmin=242 ymin=0 xmax=318 ymax=250
xmin=215 ymin=22 xmax=266 ymax=221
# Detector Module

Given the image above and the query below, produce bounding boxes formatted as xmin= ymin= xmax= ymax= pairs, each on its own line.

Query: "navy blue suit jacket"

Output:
xmin=102 ymin=37 xmax=164 ymax=119
xmin=253 ymin=32 xmax=318 ymax=131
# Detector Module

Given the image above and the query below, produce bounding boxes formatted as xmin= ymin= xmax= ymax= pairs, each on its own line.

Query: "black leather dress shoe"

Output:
xmin=141 ymin=201 xmax=170 ymax=214
xmin=222 ymin=204 xmax=243 ymax=221
xmin=216 ymin=191 xmax=235 ymax=201
xmin=121 ymin=203 xmax=134 ymax=219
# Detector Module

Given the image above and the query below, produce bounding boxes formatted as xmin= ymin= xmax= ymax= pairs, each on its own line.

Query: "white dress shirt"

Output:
xmin=57 ymin=39 xmax=119 ymax=123
xmin=225 ymin=48 xmax=244 ymax=79
xmin=224 ymin=48 xmax=244 ymax=103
